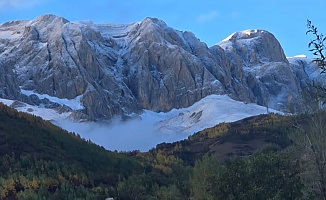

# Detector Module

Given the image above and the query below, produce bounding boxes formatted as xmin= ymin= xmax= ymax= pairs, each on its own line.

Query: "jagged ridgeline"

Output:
xmin=0 ymin=14 xmax=323 ymax=121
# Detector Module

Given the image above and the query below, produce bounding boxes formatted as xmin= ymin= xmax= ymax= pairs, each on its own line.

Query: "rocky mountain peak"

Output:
xmin=223 ymin=29 xmax=266 ymax=41
xmin=133 ymin=17 xmax=182 ymax=46
xmin=33 ymin=14 xmax=69 ymax=25
xmin=219 ymin=29 xmax=288 ymax=65
xmin=133 ymin=17 xmax=207 ymax=55
xmin=140 ymin=17 xmax=166 ymax=27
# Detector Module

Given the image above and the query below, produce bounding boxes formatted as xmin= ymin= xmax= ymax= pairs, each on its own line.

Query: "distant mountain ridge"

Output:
xmin=0 ymin=14 xmax=323 ymax=121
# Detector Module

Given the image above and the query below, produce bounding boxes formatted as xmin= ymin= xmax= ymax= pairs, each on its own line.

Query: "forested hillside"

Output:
xmin=0 ymin=102 xmax=321 ymax=199
xmin=0 ymin=102 xmax=145 ymax=199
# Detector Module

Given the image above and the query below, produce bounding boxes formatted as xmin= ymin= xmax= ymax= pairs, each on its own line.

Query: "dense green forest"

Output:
xmin=0 ymin=101 xmax=324 ymax=199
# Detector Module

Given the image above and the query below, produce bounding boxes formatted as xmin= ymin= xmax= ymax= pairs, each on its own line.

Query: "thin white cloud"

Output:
xmin=0 ymin=0 xmax=44 ymax=11
xmin=196 ymin=11 xmax=218 ymax=23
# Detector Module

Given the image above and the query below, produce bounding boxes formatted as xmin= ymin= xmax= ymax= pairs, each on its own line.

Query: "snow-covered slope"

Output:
xmin=155 ymin=95 xmax=277 ymax=135
xmin=0 ymin=94 xmax=277 ymax=151
xmin=0 ymin=99 xmax=71 ymax=122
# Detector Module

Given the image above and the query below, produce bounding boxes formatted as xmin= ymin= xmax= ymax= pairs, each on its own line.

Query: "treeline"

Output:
xmin=0 ymin=101 xmax=323 ymax=199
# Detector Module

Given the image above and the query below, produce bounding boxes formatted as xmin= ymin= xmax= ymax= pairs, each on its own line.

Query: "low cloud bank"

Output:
xmin=55 ymin=111 xmax=187 ymax=152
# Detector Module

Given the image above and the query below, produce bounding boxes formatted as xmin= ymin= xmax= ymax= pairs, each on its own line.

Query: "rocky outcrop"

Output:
xmin=218 ymin=30 xmax=319 ymax=112
xmin=0 ymin=15 xmax=323 ymax=120
xmin=0 ymin=14 xmax=142 ymax=120
xmin=219 ymin=30 xmax=288 ymax=65
xmin=120 ymin=18 xmax=226 ymax=111
xmin=0 ymin=61 xmax=21 ymax=100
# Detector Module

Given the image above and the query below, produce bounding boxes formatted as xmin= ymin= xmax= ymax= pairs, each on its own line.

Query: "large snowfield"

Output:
xmin=0 ymin=94 xmax=278 ymax=152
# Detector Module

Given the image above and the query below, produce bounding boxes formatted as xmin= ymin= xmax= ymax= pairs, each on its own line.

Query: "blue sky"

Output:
xmin=0 ymin=0 xmax=325 ymax=57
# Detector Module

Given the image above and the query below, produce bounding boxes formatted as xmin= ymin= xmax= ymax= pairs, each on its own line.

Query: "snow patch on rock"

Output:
xmin=20 ymin=89 xmax=84 ymax=110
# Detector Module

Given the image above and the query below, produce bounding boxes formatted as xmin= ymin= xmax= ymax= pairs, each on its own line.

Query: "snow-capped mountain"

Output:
xmin=0 ymin=14 xmax=323 ymax=123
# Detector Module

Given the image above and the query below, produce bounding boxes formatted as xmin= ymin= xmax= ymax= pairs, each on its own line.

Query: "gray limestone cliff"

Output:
xmin=218 ymin=29 xmax=318 ymax=112
xmin=0 ymin=15 xmax=322 ymax=120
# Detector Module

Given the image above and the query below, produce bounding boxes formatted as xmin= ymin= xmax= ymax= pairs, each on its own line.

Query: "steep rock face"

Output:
xmin=0 ymin=15 xmax=323 ymax=120
xmin=120 ymin=18 xmax=226 ymax=111
xmin=218 ymin=30 xmax=317 ymax=112
xmin=0 ymin=61 xmax=21 ymax=100
xmin=0 ymin=15 xmax=141 ymax=120
xmin=287 ymin=57 xmax=325 ymax=112
xmin=220 ymin=30 xmax=288 ymax=65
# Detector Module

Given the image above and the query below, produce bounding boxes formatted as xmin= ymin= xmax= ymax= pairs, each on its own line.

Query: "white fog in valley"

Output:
xmin=53 ymin=114 xmax=182 ymax=152
xmin=1 ymin=95 xmax=279 ymax=152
